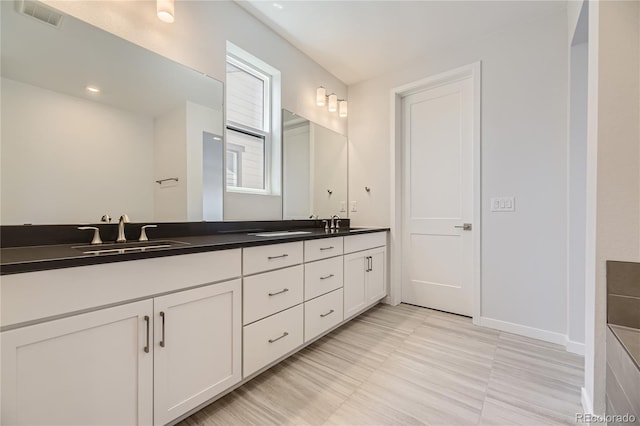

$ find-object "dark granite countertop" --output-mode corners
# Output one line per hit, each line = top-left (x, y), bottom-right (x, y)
(0, 227), (388, 275)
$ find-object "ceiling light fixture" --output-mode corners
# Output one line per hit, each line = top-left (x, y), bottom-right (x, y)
(85, 86), (100, 94)
(157, 0), (175, 23)
(315, 86), (347, 118)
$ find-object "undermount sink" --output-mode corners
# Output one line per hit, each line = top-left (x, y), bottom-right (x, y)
(250, 231), (312, 237)
(73, 240), (189, 255)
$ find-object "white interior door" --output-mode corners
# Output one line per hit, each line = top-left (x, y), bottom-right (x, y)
(401, 76), (474, 316)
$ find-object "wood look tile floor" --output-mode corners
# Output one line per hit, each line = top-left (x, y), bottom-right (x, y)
(178, 304), (584, 426)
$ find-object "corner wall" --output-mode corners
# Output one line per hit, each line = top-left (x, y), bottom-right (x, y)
(348, 12), (569, 339)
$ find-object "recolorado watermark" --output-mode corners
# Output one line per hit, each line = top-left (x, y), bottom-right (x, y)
(576, 413), (636, 423)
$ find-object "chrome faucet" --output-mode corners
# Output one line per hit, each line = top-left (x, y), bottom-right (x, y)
(116, 214), (130, 243)
(330, 215), (341, 230)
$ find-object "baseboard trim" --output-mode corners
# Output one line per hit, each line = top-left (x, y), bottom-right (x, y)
(565, 339), (586, 355)
(581, 387), (593, 415)
(478, 316), (566, 345)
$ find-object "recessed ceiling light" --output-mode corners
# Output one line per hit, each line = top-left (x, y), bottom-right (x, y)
(85, 86), (100, 93)
(273, 3), (284, 10)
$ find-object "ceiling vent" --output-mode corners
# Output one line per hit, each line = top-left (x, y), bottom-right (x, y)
(15, 0), (63, 28)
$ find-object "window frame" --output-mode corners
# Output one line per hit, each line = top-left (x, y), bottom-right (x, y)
(225, 54), (273, 195)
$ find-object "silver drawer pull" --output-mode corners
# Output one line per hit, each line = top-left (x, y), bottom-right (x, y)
(320, 274), (335, 280)
(267, 254), (289, 260)
(268, 331), (289, 343)
(319, 246), (334, 251)
(268, 288), (289, 296)
(320, 309), (335, 318)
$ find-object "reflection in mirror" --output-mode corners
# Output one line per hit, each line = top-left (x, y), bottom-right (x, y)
(283, 110), (348, 220)
(0, 2), (224, 225)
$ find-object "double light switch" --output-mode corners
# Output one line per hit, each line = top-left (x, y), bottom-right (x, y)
(490, 196), (515, 212)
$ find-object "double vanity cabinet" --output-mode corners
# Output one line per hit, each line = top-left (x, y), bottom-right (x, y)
(0, 230), (387, 426)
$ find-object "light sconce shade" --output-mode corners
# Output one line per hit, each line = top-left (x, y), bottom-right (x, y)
(339, 100), (348, 117)
(316, 87), (326, 106)
(328, 93), (338, 112)
(157, 0), (175, 23)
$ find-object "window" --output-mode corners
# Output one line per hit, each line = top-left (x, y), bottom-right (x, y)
(226, 53), (274, 193)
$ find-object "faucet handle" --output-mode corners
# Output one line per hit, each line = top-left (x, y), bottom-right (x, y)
(78, 226), (103, 245)
(335, 219), (341, 229)
(101, 214), (111, 223)
(139, 225), (157, 242)
(322, 220), (329, 232)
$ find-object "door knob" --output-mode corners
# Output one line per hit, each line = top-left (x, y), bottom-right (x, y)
(454, 223), (472, 231)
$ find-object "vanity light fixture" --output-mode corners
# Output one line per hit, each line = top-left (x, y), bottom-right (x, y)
(339, 99), (348, 117)
(315, 86), (347, 117)
(157, 0), (175, 23)
(316, 87), (326, 106)
(327, 93), (338, 112)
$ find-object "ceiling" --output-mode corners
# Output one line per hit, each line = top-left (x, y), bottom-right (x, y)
(236, 0), (567, 85)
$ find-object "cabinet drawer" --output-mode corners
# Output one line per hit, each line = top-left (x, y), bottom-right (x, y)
(304, 288), (344, 343)
(243, 242), (303, 275)
(304, 257), (343, 301)
(243, 266), (303, 325)
(304, 237), (344, 262)
(243, 304), (303, 377)
(344, 232), (386, 254)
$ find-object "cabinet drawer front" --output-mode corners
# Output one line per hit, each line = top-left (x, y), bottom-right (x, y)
(304, 288), (344, 343)
(243, 242), (303, 275)
(304, 257), (343, 301)
(304, 237), (344, 262)
(344, 232), (387, 254)
(243, 305), (303, 377)
(243, 266), (304, 325)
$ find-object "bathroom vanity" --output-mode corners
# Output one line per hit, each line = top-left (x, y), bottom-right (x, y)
(0, 226), (388, 426)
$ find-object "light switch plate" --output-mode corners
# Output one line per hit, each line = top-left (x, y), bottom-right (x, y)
(491, 197), (515, 212)
(351, 201), (357, 212)
(340, 201), (346, 213)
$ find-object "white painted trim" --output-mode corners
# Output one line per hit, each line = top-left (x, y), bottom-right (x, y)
(389, 62), (482, 320)
(565, 339), (586, 355)
(478, 316), (567, 346)
(581, 387), (593, 415)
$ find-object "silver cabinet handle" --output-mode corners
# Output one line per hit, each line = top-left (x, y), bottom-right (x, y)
(268, 288), (289, 296)
(159, 311), (166, 348)
(267, 254), (289, 260)
(143, 315), (150, 353)
(319, 246), (334, 251)
(320, 309), (335, 318)
(454, 223), (472, 231)
(320, 274), (335, 280)
(365, 256), (373, 272)
(268, 331), (289, 343)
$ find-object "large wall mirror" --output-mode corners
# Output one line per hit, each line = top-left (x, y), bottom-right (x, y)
(1, 2), (224, 225)
(283, 110), (348, 220)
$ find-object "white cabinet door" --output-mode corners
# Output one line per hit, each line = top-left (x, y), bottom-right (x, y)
(1, 300), (153, 426)
(153, 280), (241, 426)
(366, 247), (387, 304)
(344, 252), (367, 319)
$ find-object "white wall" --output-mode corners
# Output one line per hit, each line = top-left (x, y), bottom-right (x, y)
(348, 12), (569, 339)
(1, 78), (154, 225)
(567, 41), (588, 350)
(584, 0), (640, 414)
